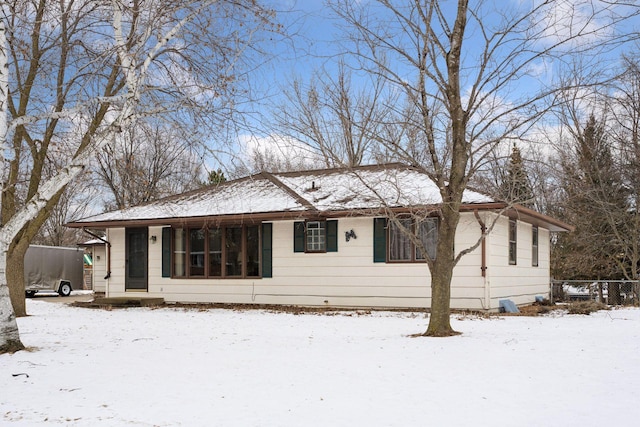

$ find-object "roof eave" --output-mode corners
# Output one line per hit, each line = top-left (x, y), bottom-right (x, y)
(66, 202), (573, 233)
(508, 204), (574, 232)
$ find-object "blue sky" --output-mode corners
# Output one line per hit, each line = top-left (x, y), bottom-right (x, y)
(218, 0), (640, 172)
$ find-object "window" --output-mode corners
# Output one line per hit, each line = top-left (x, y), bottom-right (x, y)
(293, 220), (338, 253)
(174, 228), (186, 276)
(246, 226), (260, 276)
(306, 221), (326, 252)
(509, 219), (517, 265)
(189, 229), (205, 276)
(532, 226), (539, 267)
(208, 228), (222, 276)
(172, 225), (261, 278)
(416, 219), (438, 261)
(225, 227), (243, 276)
(389, 217), (438, 262)
(389, 218), (412, 261)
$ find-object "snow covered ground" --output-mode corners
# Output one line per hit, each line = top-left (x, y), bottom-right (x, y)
(2, 300), (639, 426)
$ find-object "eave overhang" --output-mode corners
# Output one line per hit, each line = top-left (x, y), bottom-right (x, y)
(66, 201), (573, 232)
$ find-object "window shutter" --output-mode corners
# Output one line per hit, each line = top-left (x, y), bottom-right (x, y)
(373, 218), (387, 263)
(161, 227), (171, 277)
(262, 223), (273, 278)
(326, 220), (338, 252)
(293, 221), (305, 252)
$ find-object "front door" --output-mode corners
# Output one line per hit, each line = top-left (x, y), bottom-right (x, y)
(125, 227), (148, 291)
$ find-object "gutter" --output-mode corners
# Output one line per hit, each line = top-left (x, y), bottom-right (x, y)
(82, 228), (112, 280)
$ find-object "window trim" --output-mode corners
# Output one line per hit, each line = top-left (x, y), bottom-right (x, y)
(508, 219), (517, 265)
(306, 220), (326, 253)
(387, 217), (438, 263)
(172, 224), (262, 279)
(294, 220), (338, 253)
(532, 225), (539, 267)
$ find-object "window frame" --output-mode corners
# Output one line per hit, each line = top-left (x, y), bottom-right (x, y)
(387, 217), (438, 263)
(172, 224), (262, 279)
(508, 219), (517, 265)
(294, 220), (338, 254)
(306, 220), (327, 253)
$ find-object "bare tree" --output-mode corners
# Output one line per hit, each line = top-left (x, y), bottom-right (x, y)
(33, 172), (97, 247)
(549, 54), (640, 305)
(0, 0), (276, 352)
(273, 61), (398, 168)
(95, 121), (203, 210)
(328, 0), (639, 335)
(605, 55), (640, 299)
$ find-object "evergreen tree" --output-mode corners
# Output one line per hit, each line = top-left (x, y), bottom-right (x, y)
(499, 144), (535, 207)
(552, 115), (628, 281)
(205, 169), (227, 186)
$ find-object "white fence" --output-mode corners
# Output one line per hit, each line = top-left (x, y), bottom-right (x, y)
(550, 280), (640, 306)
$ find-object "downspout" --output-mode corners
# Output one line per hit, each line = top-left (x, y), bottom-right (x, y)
(473, 210), (490, 310)
(473, 210), (487, 277)
(82, 228), (112, 280)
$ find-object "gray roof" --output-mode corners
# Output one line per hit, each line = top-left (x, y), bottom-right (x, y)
(69, 164), (494, 227)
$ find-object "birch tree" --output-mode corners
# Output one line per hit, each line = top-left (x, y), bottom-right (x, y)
(0, 0), (275, 352)
(0, 15), (22, 353)
(329, 0), (639, 335)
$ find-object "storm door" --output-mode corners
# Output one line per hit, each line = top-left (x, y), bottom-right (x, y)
(125, 227), (148, 291)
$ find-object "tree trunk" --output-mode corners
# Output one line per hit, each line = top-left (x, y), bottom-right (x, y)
(425, 206), (461, 337)
(0, 244), (25, 353)
(609, 282), (621, 305)
(6, 192), (64, 317)
(426, 259), (457, 336)
(421, 0), (467, 337)
(7, 239), (29, 317)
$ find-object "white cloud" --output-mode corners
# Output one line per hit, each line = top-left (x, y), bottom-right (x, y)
(236, 133), (324, 172)
(533, 0), (615, 48)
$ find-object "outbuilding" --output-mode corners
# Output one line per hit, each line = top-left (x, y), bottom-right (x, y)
(67, 163), (572, 310)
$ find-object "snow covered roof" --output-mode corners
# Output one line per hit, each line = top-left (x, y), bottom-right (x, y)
(67, 163), (568, 231)
(72, 174), (306, 225)
(272, 166), (490, 211)
(78, 239), (106, 246)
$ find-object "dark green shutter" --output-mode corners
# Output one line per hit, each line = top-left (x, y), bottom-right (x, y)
(162, 227), (171, 277)
(294, 221), (305, 252)
(373, 218), (387, 263)
(262, 223), (273, 278)
(327, 220), (338, 252)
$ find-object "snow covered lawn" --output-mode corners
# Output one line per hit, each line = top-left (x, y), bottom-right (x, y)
(2, 300), (639, 426)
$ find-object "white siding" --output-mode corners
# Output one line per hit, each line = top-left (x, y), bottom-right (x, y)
(103, 214), (551, 310)
(91, 245), (107, 293)
(486, 216), (550, 310)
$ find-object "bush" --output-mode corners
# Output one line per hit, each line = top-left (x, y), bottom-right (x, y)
(567, 301), (609, 315)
